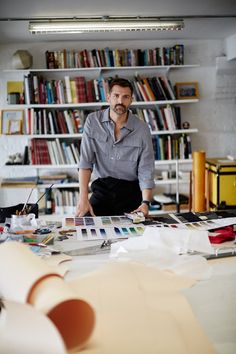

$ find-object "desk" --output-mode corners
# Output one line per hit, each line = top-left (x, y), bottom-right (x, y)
(1, 213), (236, 353)
(59, 239), (236, 354)
(183, 258), (236, 354)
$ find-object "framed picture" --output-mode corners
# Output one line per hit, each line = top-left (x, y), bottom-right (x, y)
(0, 110), (23, 134)
(175, 82), (199, 99)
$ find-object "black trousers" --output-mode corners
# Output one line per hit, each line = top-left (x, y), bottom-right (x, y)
(89, 177), (142, 216)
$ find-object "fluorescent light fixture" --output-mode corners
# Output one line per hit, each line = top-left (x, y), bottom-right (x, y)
(29, 17), (184, 34)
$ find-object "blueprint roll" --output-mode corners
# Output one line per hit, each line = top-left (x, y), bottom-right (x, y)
(193, 151), (206, 212)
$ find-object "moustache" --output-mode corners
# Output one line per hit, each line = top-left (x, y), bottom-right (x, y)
(115, 104), (126, 109)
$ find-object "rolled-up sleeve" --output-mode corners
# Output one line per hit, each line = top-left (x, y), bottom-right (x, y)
(78, 115), (95, 170)
(138, 124), (155, 190)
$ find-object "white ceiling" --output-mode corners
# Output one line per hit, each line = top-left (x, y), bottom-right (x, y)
(0, 0), (236, 43)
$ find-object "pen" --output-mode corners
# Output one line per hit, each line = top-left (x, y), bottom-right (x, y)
(20, 187), (34, 215)
(28, 242), (47, 247)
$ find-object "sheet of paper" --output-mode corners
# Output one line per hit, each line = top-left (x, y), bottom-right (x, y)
(70, 262), (217, 354)
(109, 227), (213, 279)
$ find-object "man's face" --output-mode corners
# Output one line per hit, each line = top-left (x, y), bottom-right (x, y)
(108, 85), (132, 115)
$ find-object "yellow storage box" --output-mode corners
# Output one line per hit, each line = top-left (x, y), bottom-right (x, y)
(206, 158), (236, 209)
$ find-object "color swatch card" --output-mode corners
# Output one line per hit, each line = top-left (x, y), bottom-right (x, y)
(63, 216), (145, 240)
(64, 216), (135, 228)
(76, 225), (145, 240)
(149, 215), (236, 231)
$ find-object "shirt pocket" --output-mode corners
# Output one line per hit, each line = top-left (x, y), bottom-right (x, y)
(117, 141), (140, 162)
(91, 132), (108, 155)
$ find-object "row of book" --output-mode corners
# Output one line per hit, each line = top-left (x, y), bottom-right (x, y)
(24, 109), (89, 135)
(27, 134), (191, 165)
(23, 74), (176, 105)
(152, 134), (192, 160)
(29, 138), (80, 165)
(13, 105), (182, 136)
(45, 45), (184, 69)
(51, 189), (79, 215)
(132, 105), (181, 131)
(40, 188), (79, 215)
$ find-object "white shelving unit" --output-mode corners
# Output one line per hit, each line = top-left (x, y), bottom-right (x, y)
(1, 63), (199, 214)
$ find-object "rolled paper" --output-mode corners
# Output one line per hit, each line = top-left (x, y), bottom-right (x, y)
(28, 276), (95, 352)
(0, 242), (60, 303)
(0, 242), (95, 352)
(193, 151), (206, 212)
(0, 300), (66, 354)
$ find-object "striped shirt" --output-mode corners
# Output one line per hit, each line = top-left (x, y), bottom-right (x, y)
(79, 108), (155, 190)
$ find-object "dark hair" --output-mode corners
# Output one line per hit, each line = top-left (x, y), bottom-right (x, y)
(109, 78), (133, 95)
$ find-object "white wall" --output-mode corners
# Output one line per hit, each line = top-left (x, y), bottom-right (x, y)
(0, 38), (236, 206)
(226, 33), (236, 61)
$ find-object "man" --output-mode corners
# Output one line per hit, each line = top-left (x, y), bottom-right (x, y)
(76, 77), (155, 217)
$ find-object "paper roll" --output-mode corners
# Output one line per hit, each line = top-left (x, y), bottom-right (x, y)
(0, 242), (95, 352)
(193, 151), (206, 212)
(0, 242), (60, 303)
(0, 300), (66, 354)
(28, 276), (95, 352)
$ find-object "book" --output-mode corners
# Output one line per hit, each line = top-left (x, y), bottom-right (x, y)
(64, 76), (72, 103)
(75, 77), (87, 103)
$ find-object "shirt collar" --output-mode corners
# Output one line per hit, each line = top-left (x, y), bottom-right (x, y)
(101, 108), (135, 132)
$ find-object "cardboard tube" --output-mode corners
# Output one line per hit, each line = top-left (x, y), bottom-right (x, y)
(193, 151), (206, 212)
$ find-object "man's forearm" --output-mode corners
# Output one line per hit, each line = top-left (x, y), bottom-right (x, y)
(79, 168), (92, 199)
(141, 188), (153, 203)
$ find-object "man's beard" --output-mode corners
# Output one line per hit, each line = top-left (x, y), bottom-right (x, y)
(113, 104), (127, 115)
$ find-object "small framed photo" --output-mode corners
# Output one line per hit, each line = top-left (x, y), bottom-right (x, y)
(1, 110), (24, 135)
(175, 82), (199, 99)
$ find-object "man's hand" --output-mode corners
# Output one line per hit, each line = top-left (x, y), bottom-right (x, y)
(132, 203), (149, 217)
(76, 198), (95, 217)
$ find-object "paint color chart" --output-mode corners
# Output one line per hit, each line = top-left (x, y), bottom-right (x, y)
(64, 216), (134, 228)
(150, 216), (236, 231)
(76, 225), (145, 240)
(63, 216), (145, 240)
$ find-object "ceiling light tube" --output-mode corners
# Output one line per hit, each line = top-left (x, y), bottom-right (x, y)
(29, 18), (184, 34)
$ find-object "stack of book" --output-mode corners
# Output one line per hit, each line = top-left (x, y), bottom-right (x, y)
(0, 176), (37, 188)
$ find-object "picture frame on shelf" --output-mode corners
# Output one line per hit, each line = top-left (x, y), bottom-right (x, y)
(0, 110), (24, 135)
(175, 82), (199, 99)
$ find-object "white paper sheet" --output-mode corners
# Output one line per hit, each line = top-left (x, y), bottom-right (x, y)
(110, 227), (214, 279)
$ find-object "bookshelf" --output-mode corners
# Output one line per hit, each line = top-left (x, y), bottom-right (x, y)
(0, 48), (199, 215)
